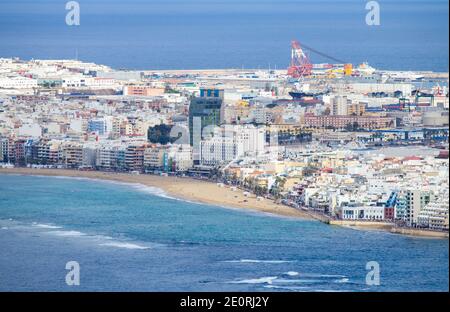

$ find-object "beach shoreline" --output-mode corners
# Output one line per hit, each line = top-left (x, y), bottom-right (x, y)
(1, 168), (448, 239)
(0, 167), (313, 220)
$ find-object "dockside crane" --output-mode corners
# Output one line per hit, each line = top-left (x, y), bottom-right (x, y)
(287, 40), (352, 78)
(287, 40), (313, 78)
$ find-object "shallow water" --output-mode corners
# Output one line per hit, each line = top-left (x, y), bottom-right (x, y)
(0, 174), (448, 291)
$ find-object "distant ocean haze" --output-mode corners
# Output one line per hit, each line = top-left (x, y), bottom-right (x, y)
(0, 0), (448, 71)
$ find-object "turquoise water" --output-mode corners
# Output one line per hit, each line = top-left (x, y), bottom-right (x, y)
(0, 0), (448, 71)
(0, 174), (448, 291)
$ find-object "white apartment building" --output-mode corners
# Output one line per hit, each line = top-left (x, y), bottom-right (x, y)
(395, 189), (436, 226)
(85, 77), (118, 89)
(331, 95), (349, 116)
(341, 206), (385, 220)
(62, 76), (87, 88)
(62, 75), (118, 89)
(200, 135), (235, 167)
(18, 123), (42, 137)
(46, 122), (62, 135)
(96, 143), (126, 170)
(168, 144), (193, 171)
(69, 119), (88, 133)
(144, 146), (166, 169)
(250, 106), (269, 124)
(200, 125), (265, 167)
(417, 192), (449, 231)
(82, 144), (98, 168)
(0, 76), (38, 89)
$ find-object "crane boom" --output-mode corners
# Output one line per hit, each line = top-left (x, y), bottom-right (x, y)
(299, 42), (347, 64)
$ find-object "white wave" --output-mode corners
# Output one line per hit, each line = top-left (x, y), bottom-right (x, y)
(230, 276), (278, 284)
(274, 278), (323, 284)
(334, 278), (349, 283)
(285, 271), (299, 276)
(50, 230), (86, 237)
(1, 226), (8, 230)
(48, 230), (156, 250)
(6, 219), (161, 251)
(224, 259), (295, 264)
(300, 273), (346, 278)
(130, 184), (172, 199)
(32, 223), (62, 229)
(313, 289), (350, 292)
(264, 285), (309, 291)
(99, 242), (150, 250)
(98, 235), (113, 240)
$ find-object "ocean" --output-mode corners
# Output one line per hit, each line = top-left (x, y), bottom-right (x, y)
(0, 0), (448, 71)
(0, 174), (448, 291)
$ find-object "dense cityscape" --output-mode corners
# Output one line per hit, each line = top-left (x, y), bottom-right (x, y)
(0, 43), (449, 237)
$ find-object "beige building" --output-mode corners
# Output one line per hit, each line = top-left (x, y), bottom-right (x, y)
(123, 85), (165, 97)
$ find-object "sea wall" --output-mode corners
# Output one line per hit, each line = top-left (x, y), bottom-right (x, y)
(329, 219), (449, 238)
(390, 227), (449, 238)
(329, 220), (393, 230)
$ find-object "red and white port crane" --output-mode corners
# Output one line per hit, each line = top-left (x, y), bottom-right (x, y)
(287, 40), (313, 78)
(287, 40), (349, 78)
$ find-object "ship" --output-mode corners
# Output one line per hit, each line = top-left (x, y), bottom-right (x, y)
(288, 90), (329, 99)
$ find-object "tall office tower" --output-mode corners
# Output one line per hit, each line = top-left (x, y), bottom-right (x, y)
(189, 88), (224, 164)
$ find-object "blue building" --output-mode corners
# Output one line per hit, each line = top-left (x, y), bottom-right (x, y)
(88, 119), (106, 135)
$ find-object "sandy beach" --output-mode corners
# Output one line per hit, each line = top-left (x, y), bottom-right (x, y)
(0, 168), (313, 220)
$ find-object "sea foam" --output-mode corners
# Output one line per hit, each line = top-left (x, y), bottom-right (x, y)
(50, 230), (86, 237)
(273, 278), (323, 284)
(34, 222), (155, 250)
(99, 242), (150, 250)
(264, 285), (309, 291)
(285, 271), (299, 276)
(223, 259), (295, 264)
(230, 276), (278, 284)
(32, 223), (62, 229)
(334, 278), (350, 283)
